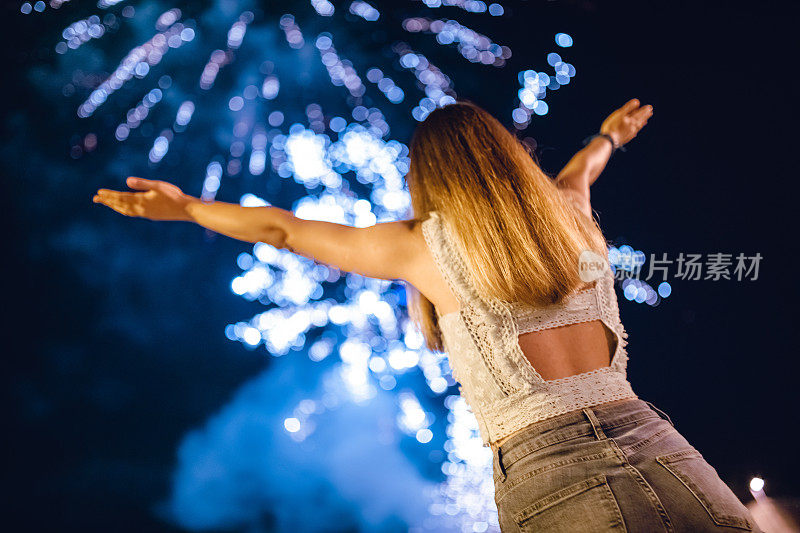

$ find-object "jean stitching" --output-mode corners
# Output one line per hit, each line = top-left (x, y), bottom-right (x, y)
(607, 438), (674, 532)
(656, 455), (753, 530)
(602, 413), (661, 431)
(500, 429), (595, 471)
(513, 475), (608, 524)
(497, 401), (655, 452)
(584, 408), (607, 440)
(602, 479), (629, 532)
(494, 448), (617, 503)
(645, 400), (675, 427)
(498, 414), (664, 480)
(512, 474), (629, 531)
(625, 426), (674, 457)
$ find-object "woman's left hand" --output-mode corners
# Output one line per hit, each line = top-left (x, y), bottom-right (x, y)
(93, 177), (196, 221)
(600, 98), (654, 148)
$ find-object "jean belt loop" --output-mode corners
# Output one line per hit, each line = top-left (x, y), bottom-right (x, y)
(645, 400), (675, 427)
(493, 443), (507, 482)
(583, 408), (607, 440)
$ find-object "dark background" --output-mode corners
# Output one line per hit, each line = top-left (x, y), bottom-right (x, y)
(3, 0), (798, 530)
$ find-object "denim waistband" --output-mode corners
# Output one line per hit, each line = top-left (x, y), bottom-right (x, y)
(492, 398), (674, 473)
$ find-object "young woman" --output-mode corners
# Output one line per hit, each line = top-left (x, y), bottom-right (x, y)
(94, 100), (760, 532)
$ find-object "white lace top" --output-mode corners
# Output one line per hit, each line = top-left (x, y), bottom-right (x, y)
(421, 210), (637, 447)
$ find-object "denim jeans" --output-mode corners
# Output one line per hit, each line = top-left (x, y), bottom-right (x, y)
(490, 398), (760, 532)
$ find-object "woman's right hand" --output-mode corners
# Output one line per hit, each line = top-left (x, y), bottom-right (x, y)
(600, 98), (654, 148)
(93, 177), (197, 221)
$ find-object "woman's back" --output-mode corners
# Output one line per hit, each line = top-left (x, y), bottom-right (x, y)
(412, 211), (619, 382)
(518, 320), (618, 380)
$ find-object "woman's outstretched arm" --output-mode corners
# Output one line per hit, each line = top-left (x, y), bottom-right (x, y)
(555, 98), (653, 217)
(93, 177), (420, 281)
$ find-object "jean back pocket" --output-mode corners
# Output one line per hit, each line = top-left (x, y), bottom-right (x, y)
(657, 449), (753, 531)
(514, 474), (626, 532)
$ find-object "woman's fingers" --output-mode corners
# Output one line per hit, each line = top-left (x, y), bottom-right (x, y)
(631, 104), (653, 119)
(126, 176), (163, 191)
(93, 190), (144, 216)
(630, 104), (654, 127)
(96, 189), (137, 201)
(94, 194), (130, 215)
(620, 98), (640, 114)
(94, 195), (133, 216)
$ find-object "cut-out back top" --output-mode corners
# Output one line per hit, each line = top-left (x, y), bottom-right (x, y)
(421, 210), (637, 447)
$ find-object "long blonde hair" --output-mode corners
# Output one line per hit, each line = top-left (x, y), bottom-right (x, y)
(404, 100), (609, 353)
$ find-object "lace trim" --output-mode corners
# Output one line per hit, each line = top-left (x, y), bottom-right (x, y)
(594, 270), (630, 372)
(480, 369), (637, 446)
(422, 212), (519, 394)
(511, 287), (599, 334)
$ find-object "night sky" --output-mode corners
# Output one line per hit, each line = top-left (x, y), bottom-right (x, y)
(3, 0), (799, 531)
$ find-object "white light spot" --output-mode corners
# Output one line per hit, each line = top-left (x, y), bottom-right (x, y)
(284, 417), (301, 433)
